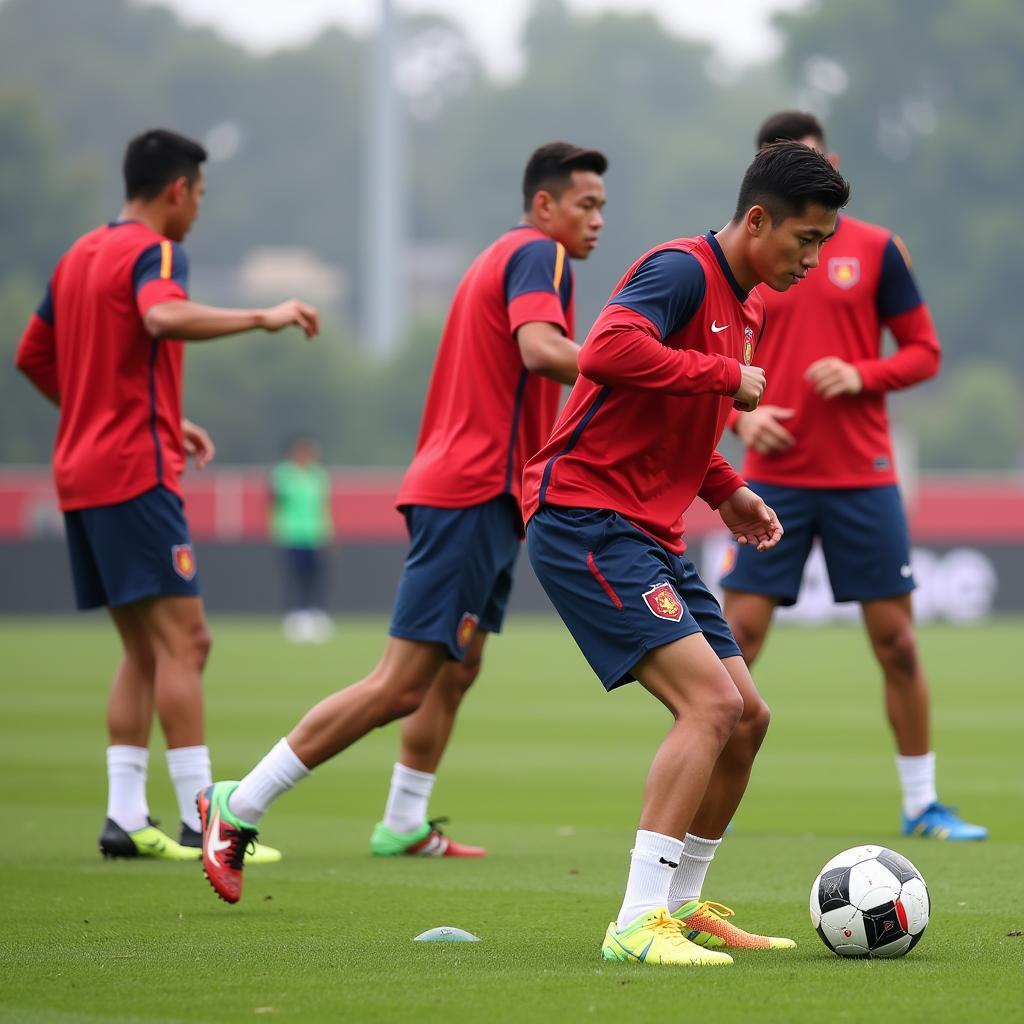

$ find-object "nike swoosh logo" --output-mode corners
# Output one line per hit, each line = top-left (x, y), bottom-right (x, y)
(710, 320), (729, 333)
(658, 856), (679, 868)
(207, 806), (232, 868)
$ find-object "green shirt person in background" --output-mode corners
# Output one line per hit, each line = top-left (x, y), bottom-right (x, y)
(270, 435), (334, 643)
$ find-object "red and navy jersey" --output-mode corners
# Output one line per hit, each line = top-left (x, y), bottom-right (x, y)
(523, 231), (761, 554)
(396, 225), (573, 516)
(740, 215), (940, 487)
(15, 221), (190, 510)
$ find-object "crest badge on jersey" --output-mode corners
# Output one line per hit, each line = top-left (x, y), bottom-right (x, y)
(828, 257), (860, 290)
(456, 612), (479, 650)
(743, 325), (754, 365)
(642, 582), (684, 622)
(172, 544), (196, 581)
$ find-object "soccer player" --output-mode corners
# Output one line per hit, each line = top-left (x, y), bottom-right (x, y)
(720, 111), (986, 841)
(197, 141), (607, 900)
(523, 141), (849, 965)
(15, 128), (319, 862)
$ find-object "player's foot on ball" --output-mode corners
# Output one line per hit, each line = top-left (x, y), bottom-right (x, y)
(179, 821), (282, 864)
(673, 900), (797, 950)
(601, 909), (734, 966)
(98, 817), (199, 861)
(197, 782), (258, 904)
(370, 817), (485, 857)
(901, 801), (988, 841)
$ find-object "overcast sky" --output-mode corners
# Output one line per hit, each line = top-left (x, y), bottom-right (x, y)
(139, 0), (810, 77)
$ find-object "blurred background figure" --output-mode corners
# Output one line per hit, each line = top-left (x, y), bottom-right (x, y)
(270, 434), (334, 643)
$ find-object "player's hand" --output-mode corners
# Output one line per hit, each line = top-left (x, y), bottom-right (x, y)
(717, 486), (783, 552)
(735, 404), (796, 454)
(732, 364), (767, 412)
(260, 300), (320, 339)
(805, 357), (862, 399)
(182, 417), (216, 470)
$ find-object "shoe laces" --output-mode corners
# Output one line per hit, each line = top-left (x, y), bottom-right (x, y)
(224, 825), (259, 869)
(427, 816), (450, 835)
(694, 901), (736, 922)
(646, 910), (686, 940)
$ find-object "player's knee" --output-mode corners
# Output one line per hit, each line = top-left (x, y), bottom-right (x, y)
(874, 627), (919, 679)
(450, 652), (483, 696)
(727, 618), (764, 664)
(189, 623), (213, 672)
(705, 685), (745, 744)
(740, 697), (772, 751)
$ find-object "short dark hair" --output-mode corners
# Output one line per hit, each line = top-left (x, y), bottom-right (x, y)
(733, 140), (849, 225)
(123, 129), (207, 200)
(522, 141), (607, 212)
(756, 110), (827, 150)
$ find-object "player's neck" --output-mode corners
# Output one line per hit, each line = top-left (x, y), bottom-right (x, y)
(117, 201), (172, 239)
(712, 222), (758, 293)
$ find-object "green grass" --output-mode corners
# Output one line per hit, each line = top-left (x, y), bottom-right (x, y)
(0, 616), (1021, 1023)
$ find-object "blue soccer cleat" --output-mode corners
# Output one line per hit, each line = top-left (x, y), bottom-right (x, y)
(901, 801), (988, 841)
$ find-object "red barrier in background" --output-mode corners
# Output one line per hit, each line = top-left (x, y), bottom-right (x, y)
(1, 467), (1023, 542)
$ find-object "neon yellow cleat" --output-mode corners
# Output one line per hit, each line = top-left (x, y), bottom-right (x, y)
(601, 909), (734, 965)
(673, 900), (797, 950)
(98, 817), (198, 861)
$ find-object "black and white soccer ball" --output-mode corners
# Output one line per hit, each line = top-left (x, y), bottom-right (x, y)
(809, 845), (930, 958)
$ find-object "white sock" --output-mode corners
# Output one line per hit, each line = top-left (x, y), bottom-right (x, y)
(228, 738), (310, 825)
(667, 833), (722, 912)
(165, 745), (211, 832)
(897, 752), (937, 819)
(106, 745), (149, 832)
(616, 830), (684, 928)
(383, 762), (435, 834)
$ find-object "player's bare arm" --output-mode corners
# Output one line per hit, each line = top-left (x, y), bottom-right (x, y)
(805, 356), (862, 399)
(516, 321), (579, 385)
(731, 363), (767, 412)
(182, 418), (215, 470)
(717, 486), (783, 552)
(735, 404), (796, 454)
(143, 298), (320, 341)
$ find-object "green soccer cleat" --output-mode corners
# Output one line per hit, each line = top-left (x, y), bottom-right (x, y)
(98, 817), (199, 861)
(601, 909), (734, 966)
(179, 821), (282, 864)
(673, 899), (797, 950)
(197, 782), (259, 904)
(370, 818), (486, 857)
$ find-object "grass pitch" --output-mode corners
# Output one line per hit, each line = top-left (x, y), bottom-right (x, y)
(0, 615), (1021, 1023)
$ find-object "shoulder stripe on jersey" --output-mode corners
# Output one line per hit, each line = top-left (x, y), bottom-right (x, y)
(552, 244), (566, 291)
(159, 240), (172, 280)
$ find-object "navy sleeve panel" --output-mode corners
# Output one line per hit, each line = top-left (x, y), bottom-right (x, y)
(36, 283), (54, 325)
(608, 250), (706, 340)
(132, 241), (190, 294)
(876, 236), (923, 320)
(504, 238), (570, 312)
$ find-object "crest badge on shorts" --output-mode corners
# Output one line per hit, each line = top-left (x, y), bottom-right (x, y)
(172, 544), (196, 581)
(828, 256), (860, 290)
(456, 612), (479, 650)
(642, 582), (684, 622)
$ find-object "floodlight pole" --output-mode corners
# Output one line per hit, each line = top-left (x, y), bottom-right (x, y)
(365, 0), (404, 357)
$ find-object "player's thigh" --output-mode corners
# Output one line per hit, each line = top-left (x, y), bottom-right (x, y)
(860, 592), (918, 661)
(78, 485), (202, 610)
(818, 485), (915, 602)
(527, 506), (707, 692)
(134, 594), (211, 661)
(719, 482), (818, 607)
(390, 497), (520, 660)
(107, 603), (156, 668)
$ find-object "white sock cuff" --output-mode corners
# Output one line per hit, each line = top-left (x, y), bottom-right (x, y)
(165, 745), (211, 771)
(107, 745), (148, 770)
(682, 833), (723, 863)
(895, 751), (935, 772)
(275, 738), (312, 779)
(391, 762), (435, 794)
(631, 829), (684, 866)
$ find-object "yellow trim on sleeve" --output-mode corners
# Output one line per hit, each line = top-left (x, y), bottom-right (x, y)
(159, 240), (172, 280)
(552, 243), (566, 292)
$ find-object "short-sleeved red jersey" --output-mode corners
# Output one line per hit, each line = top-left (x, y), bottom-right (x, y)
(523, 232), (761, 554)
(738, 215), (940, 487)
(396, 226), (573, 515)
(16, 221), (190, 510)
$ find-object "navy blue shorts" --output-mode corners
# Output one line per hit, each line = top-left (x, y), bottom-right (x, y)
(720, 482), (915, 606)
(63, 485), (201, 610)
(389, 496), (521, 660)
(527, 506), (741, 691)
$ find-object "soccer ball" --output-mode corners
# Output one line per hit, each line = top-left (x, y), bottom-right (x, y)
(809, 845), (930, 958)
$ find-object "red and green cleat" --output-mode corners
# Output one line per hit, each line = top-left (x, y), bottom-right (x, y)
(370, 817), (485, 857)
(179, 820), (282, 865)
(673, 900), (797, 950)
(197, 782), (258, 904)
